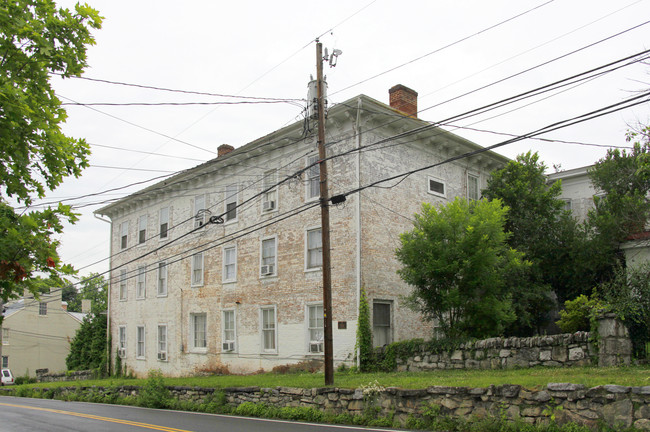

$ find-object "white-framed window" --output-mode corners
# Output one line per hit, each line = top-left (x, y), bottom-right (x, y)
(138, 215), (147, 244)
(159, 207), (170, 240)
(222, 309), (236, 352)
(305, 228), (323, 270)
(157, 262), (168, 297)
(262, 169), (277, 212)
(120, 221), (129, 250)
(261, 306), (277, 353)
(119, 268), (127, 301)
(223, 245), (237, 283)
(307, 304), (324, 353)
(427, 176), (446, 198)
(191, 252), (204, 286)
(194, 194), (206, 228)
(118, 326), (127, 358)
(190, 313), (207, 350)
(136, 265), (146, 299)
(260, 236), (277, 277)
(2, 328), (9, 345)
(373, 301), (393, 348)
(157, 325), (168, 361)
(1, 356), (7, 368)
(307, 155), (320, 200)
(563, 199), (573, 211)
(39, 302), (47, 316)
(225, 184), (238, 222)
(136, 326), (146, 359)
(467, 174), (479, 201)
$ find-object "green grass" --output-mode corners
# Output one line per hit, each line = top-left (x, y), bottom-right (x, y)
(12, 364), (650, 391)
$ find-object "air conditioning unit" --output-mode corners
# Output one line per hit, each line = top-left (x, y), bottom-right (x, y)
(309, 342), (323, 353)
(222, 341), (235, 352)
(157, 352), (167, 361)
(263, 200), (275, 211)
(261, 264), (275, 276)
(118, 348), (126, 358)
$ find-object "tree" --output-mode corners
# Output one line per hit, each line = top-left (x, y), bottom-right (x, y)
(396, 197), (526, 339)
(0, 0), (102, 310)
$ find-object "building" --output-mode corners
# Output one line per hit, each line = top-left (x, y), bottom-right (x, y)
(96, 85), (509, 377)
(547, 165), (597, 223)
(1, 289), (86, 377)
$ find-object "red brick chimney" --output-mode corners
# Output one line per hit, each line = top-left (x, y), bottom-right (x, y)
(389, 84), (418, 118)
(218, 144), (234, 157)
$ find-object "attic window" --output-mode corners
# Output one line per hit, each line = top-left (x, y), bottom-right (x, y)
(39, 302), (47, 316)
(428, 177), (446, 197)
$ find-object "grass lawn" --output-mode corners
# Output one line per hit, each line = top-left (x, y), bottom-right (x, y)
(18, 364), (650, 391)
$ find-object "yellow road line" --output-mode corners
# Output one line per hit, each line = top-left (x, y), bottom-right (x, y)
(0, 402), (194, 432)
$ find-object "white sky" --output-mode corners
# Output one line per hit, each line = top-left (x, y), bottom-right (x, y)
(29, 0), (650, 280)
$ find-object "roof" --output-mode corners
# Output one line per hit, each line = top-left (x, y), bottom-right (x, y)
(2, 298), (88, 322)
(95, 92), (510, 218)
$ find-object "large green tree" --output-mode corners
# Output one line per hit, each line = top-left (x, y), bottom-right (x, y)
(396, 197), (526, 339)
(0, 0), (102, 310)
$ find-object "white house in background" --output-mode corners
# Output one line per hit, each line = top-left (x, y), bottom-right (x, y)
(95, 84), (509, 377)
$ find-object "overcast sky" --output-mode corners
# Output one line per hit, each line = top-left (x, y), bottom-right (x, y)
(30, 0), (650, 280)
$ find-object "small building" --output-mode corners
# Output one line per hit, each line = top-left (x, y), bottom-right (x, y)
(96, 84), (509, 377)
(1, 289), (86, 377)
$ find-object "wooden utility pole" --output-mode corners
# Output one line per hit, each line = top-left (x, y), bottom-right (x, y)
(316, 40), (334, 385)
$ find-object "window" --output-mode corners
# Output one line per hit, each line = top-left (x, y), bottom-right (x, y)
(225, 184), (238, 221)
(1, 356), (7, 368)
(191, 313), (207, 350)
(118, 326), (126, 358)
(222, 310), (236, 352)
(308, 304), (324, 353)
(2, 328), (8, 345)
(307, 155), (320, 200)
(563, 199), (572, 211)
(159, 207), (169, 240)
(138, 215), (147, 244)
(373, 301), (392, 347)
(261, 306), (277, 352)
(136, 265), (146, 299)
(39, 302), (47, 316)
(260, 237), (277, 277)
(468, 174), (479, 201)
(191, 252), (204, 286)
(262, 169), (277, 212)
(136, 326), (145, 358)
(223, 246), (236, 282)
(306, 228), (322, 270)
(194, 194), (206, 228)
(120, 221), (129, 250)
(157, 262), (168, 296)
(119, 269), (127, 301)
(157, 325), (168, 361)
(427, 177), (446, 197)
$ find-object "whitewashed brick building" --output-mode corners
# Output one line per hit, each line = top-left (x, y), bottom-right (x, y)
(96, 85), (508, 377)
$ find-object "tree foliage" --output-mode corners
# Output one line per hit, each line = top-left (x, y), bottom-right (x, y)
(0, 0), (102, 307)
(396, 197), (526, 339)
(355, 286), (373, 371)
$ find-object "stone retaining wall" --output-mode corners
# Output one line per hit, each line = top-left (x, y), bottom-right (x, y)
(3, 383), (649, 430)
(37, 370), (96, 383)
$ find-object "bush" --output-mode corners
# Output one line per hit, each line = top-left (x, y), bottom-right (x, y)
(556, 295), (603, 333)
(137, 370), (171, 408)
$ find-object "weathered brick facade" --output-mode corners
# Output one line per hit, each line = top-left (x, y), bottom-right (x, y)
(96, 89), (508, 377)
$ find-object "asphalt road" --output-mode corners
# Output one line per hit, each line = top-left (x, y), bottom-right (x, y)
(0, 396), (410, 432)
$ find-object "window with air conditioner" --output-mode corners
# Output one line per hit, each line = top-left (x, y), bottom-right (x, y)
(157, 262), (168, 297)
(262, 169), (277, 212)
(191, 252), (204, 286)
(225, 184), (238, 222)
(136, 326), (145, 359)
(136, 265), (146, 299)
(261, 306), (277, 352)
(427, 176), (446, 198)
(159, 207), (170, 240)
(222, 310), (236, 352)
(194, 194), (206, 228)
(119, 268), (127, 301)
(118, 326), (127, 358)
(138, 215), (147, 244)
(260, 237), (277, 277)
(307, 155), (320, 200)
(307, 304), (324, 354)
(306, 228), (322, 270)
(157, 325), (167, 361)
(120, 221), (129, 250)
(223, 246), (236, 283)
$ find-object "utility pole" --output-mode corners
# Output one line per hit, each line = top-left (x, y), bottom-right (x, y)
(316, 40), (334, 386)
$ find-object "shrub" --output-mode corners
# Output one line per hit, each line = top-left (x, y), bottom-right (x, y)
(556, 294), (603, 333)
(137, 370), (171, 408)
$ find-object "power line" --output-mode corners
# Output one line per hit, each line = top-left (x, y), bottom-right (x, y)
(62, 100), (303, 107)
